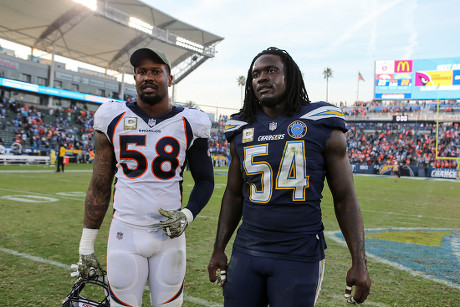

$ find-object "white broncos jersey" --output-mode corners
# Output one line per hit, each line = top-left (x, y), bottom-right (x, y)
(94, 101), (211, 226)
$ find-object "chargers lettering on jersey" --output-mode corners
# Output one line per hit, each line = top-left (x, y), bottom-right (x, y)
(257, 134), (285, 141)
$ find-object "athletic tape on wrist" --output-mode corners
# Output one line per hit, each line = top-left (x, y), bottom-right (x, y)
(79, 228), (99, 255)
(181, 208), (194, 224)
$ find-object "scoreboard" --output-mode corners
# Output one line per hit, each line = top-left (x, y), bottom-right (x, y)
(374, 57), (460, 100)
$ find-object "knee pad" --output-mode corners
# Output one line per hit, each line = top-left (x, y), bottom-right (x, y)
(107, 251), (138, 290)
(157, 248), (186, 286)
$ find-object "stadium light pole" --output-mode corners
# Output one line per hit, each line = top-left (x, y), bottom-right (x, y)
(119, 67), (125, 101)
(47, 43), (56, 107)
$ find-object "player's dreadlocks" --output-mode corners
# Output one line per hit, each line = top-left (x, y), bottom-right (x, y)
(237, 47), (310, 123)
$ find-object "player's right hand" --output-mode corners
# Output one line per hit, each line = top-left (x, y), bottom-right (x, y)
(345, 263), (371, 304)
(77, 253), (104, 279)
(208, 251), (228, 286)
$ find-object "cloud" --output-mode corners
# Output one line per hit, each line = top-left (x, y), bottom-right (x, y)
(330, 0), (403, 51)
(403, 0), (418, 59)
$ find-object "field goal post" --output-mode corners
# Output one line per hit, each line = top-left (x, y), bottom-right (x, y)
(435, 101), (460, 179)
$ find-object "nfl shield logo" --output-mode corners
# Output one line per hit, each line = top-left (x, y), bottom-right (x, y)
(148, 118), (156, 128)
(269, 122), (277, 131)
(116, 232), (123, 240)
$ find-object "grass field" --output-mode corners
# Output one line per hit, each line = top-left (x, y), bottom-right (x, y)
(0, 163), (459, 306)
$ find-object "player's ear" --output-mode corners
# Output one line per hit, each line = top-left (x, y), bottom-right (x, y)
(168, 75), (173, 87)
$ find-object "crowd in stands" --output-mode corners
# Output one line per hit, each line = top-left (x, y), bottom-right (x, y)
(209, 114), (230, 160)
(347, 122), (459, 169)
(1, 97), (459, 169)
(342, 99), (460, 116)
(0, 96), (95, 161)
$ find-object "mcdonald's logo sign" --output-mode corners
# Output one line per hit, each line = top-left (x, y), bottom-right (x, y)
(395, 60), (413, 73)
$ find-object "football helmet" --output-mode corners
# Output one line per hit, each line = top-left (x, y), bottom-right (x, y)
(62, 273), (110, 307)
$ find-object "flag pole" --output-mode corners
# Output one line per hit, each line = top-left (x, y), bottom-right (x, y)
(356, 72), (360, 103)
(357, 72), (364, 103)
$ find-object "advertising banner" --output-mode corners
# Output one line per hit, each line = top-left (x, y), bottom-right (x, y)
(0, 77), (124, 104)
(374, 57), (460, 100)
(430, 168), (458, 179)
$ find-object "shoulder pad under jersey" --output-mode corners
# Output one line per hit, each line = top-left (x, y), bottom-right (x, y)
(93, 101), (126, 134)
(181, 107), (212, 139)
(224, 118), (248, 142)
(300, 101), (344, 121)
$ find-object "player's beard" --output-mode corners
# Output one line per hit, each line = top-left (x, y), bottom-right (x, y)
(139, 92), (163, 106)
(259, 97), (278, 108)
(258, 94), (286, 109)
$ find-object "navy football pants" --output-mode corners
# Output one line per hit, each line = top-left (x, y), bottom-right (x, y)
(223, 250), (325, 307)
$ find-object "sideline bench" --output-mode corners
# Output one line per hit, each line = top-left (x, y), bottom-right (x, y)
(0, 154), (51, 165)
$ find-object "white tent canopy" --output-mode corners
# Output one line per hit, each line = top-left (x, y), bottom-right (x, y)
(0, 0), (223, 84)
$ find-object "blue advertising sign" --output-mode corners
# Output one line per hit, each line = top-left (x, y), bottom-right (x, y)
(0, 77), (124, 104)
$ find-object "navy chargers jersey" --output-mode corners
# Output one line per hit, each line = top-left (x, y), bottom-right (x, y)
(224, 101), (347, 261)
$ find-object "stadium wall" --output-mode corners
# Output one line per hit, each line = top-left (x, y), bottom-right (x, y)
(351, 163), (459, 179)
(0, 52), (136, 109)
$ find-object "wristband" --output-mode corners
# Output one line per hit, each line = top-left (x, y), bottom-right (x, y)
(79, 228), (99, 255)
(181, 208), (194, 224)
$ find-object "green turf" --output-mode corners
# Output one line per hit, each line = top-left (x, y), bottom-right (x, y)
(0, 164), (459, 306)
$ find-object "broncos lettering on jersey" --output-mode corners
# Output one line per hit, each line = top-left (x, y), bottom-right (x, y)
(224, 101), (347, 261)
(94, 101), (211, 226)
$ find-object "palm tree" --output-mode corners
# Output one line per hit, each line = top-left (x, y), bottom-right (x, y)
(185, 100), (199, 109)
(237, 76), (246, 104)
(323, 67), (333, 102)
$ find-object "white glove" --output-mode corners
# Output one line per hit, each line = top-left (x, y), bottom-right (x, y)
(154, 208), (192, 238)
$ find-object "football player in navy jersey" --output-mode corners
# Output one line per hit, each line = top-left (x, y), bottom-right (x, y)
(208, 47), (370, 306)
(76, 48), (214, 306)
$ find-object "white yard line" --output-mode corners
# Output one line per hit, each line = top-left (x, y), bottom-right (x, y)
(0, 247), (221, 306)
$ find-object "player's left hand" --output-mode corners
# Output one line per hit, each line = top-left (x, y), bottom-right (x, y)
(154, 208), (188, 239)
(344, 262), (371, 304)
(77, 253), (104, 279)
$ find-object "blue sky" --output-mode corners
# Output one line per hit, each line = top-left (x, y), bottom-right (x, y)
(144, 0), (460, 114)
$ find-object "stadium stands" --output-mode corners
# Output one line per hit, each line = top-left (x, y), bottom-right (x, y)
(0, 47), (457, 175)
(0, 95), (95, 163)
(1, 96), (458, 171)
(346, 121), (459, 168)
(0, 95), (230, 166)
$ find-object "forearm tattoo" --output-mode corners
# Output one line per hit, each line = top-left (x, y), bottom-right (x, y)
(84, 139), (115, 228)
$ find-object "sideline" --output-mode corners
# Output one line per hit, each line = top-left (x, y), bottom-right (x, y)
(0, 168), (458, 182)
(0, 247), (222, 307)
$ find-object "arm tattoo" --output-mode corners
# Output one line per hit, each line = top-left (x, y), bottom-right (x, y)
(83, 132), (115, 228)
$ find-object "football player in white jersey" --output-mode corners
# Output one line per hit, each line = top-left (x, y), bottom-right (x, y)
(76, 48), (214, 306)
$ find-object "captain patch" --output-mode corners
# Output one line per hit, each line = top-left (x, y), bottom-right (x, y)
(242, 128), (254, 143)
(124, 117), (137, 130)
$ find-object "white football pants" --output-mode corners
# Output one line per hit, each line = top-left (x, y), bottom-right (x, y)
(107, 218), (186, 306)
